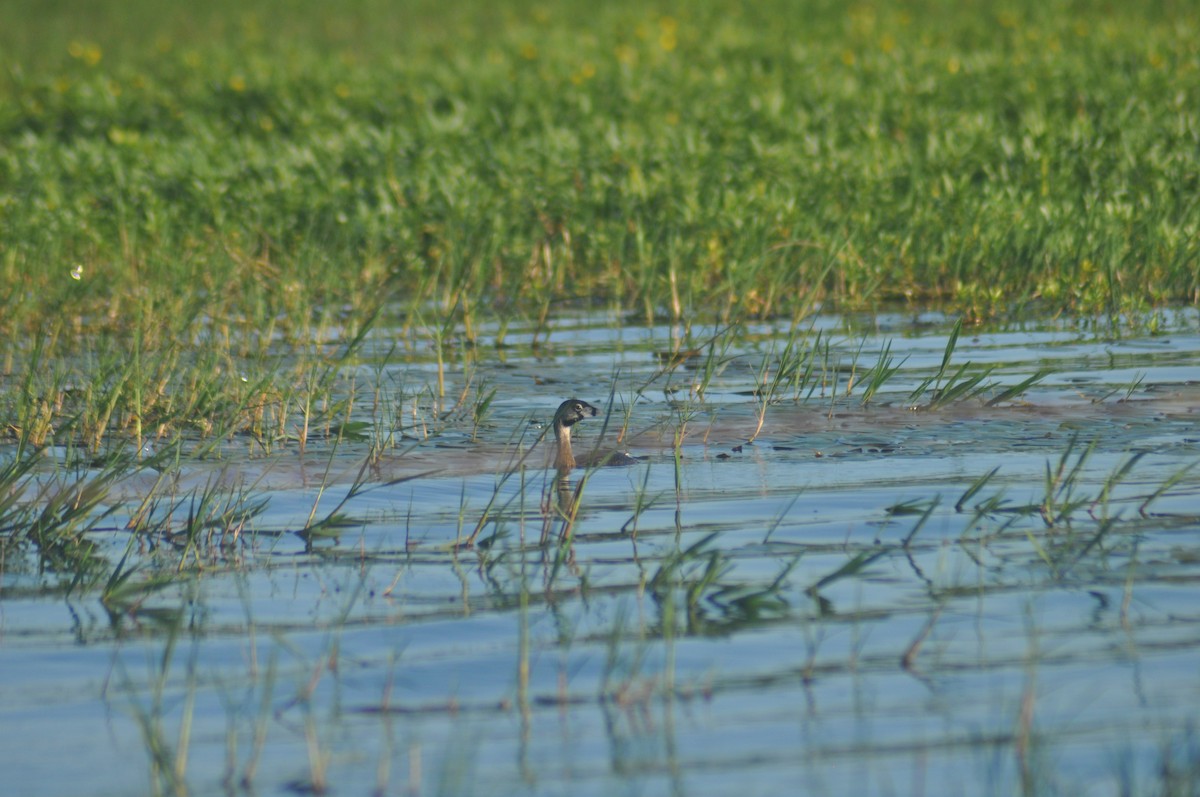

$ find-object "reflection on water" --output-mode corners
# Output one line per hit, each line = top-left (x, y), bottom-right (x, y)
(3, 312), (1200, 796)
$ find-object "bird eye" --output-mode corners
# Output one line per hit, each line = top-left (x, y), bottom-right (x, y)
(574, 403), (583, 411)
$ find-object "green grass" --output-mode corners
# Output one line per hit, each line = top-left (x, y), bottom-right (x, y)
(2, 0), (1197, 345)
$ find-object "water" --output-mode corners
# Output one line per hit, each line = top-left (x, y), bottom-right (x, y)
(3, 311), (1199, 796)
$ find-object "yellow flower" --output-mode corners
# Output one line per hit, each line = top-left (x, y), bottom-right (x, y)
(107, 127), (140, 145)
(229, 75), (247, 92)
(68, 40), (102, 66)
(658, 16), (678, 51)
(570, 62), (596, 85)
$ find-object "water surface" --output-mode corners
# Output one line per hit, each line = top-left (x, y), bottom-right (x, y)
(3, 312), (1199, 796)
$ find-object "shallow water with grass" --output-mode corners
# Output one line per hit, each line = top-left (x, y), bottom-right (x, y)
(4, 311), (1200, 796)
(4, 0), (1199, 792)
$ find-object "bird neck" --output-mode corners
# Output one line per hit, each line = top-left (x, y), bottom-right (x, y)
(553, 422), (575, 470)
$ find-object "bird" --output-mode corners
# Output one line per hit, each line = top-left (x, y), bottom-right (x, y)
(551, 398), (638, 471)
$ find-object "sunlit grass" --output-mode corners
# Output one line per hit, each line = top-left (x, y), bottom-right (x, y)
(2, 0), (1197, 345)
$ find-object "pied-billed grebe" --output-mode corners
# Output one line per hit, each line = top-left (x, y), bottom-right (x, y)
(552, 398), (638, 471)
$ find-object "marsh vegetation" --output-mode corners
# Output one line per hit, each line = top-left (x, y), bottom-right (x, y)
(2, 0), (1199, 795)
